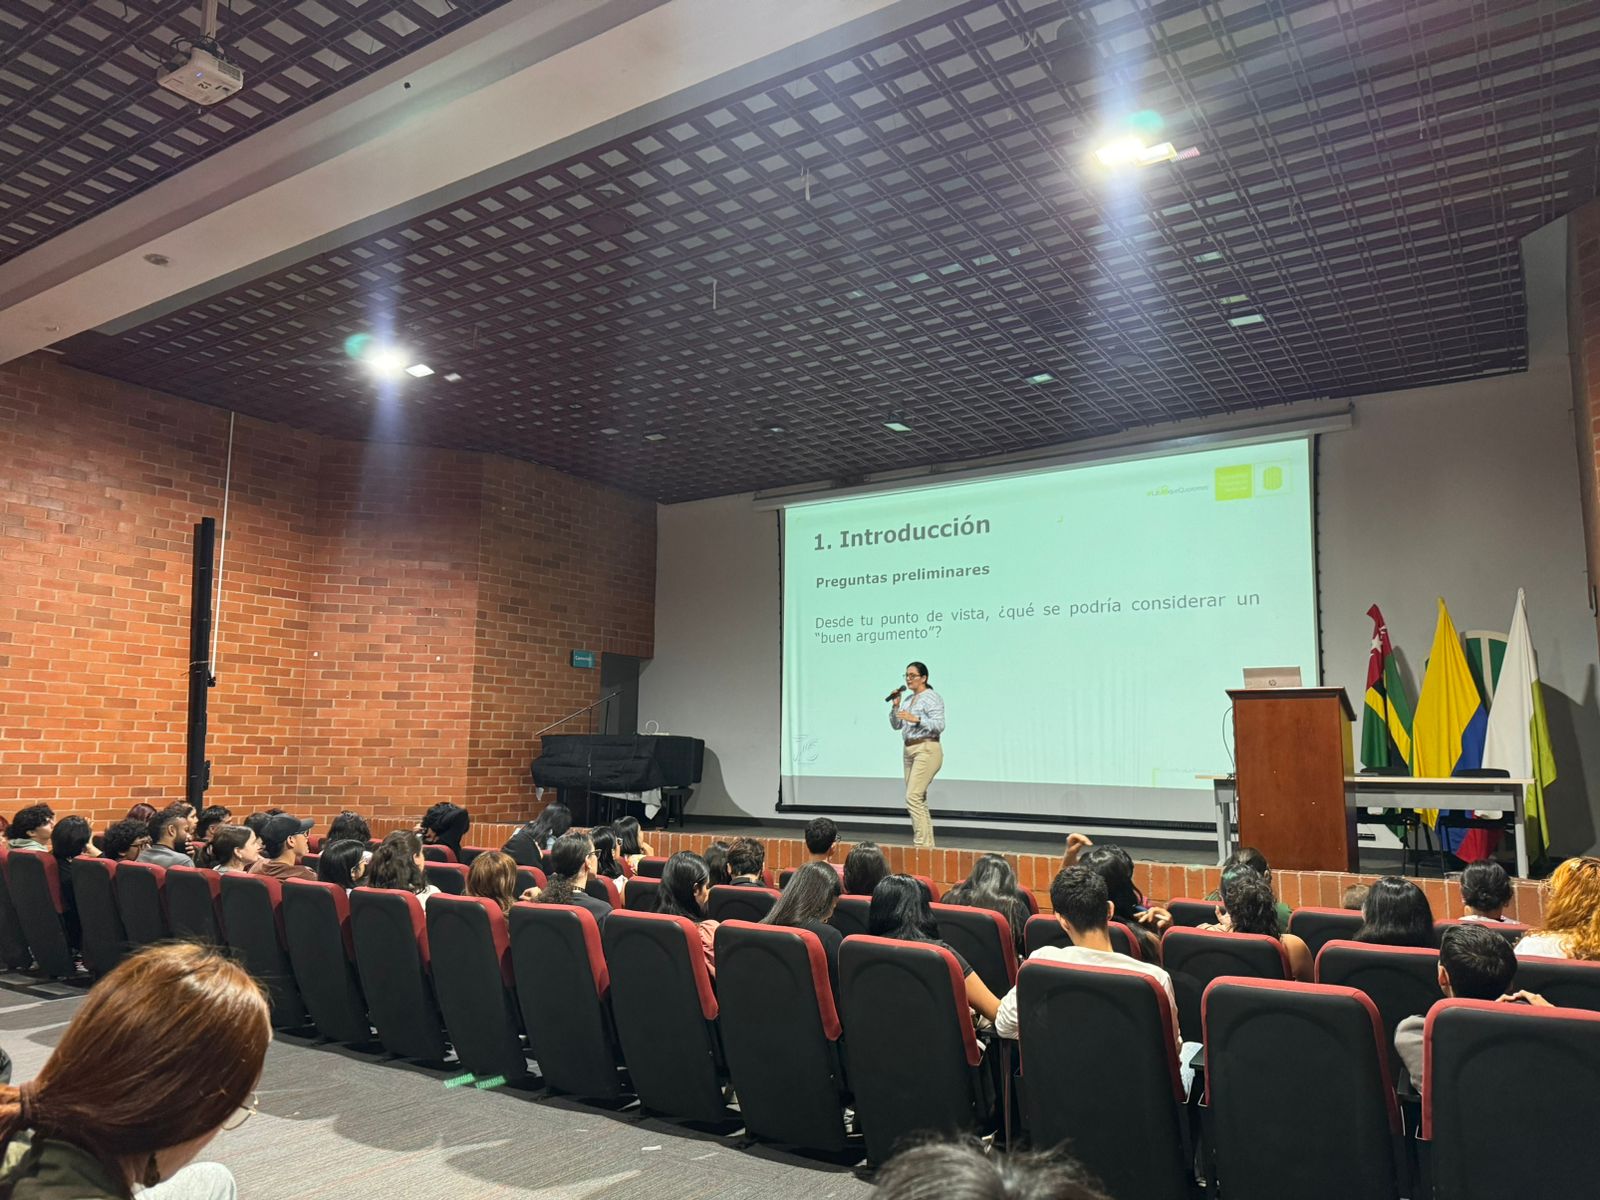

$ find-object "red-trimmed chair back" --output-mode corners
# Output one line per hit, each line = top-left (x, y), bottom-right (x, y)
(219, 872), (309, 1029)
(602, 910), (729, 1124)
(1315, 940), (1443, 1083)
(1204, 978), (1400, 1200)
(1432, 918), (1527, 947)
(1422, 998), (1600, 1199)
(0, 848), (34, 969)
(426, 894), (529, 1083)
(1168, 897), (1221, 927)
(1024, 913), (1144, 962)
(115, 860), (169, 947)
(423, 862), (469, 895)
(623, 876), (660, 912)
(837, 935), (990, 1165)
(715, 921), (848, 1152)
(933, 902), (1018, 996)
(70, 857), (126, 976)
(635, 856), (668, 878)
(1288, 906), (1365, 959)
(708, 884), (780, 924)
(509, 903), (621, 1099)
(1018, 959), (1188, 1200)
(1162, 927), (1289, 1044)
(280, 879), (370, 1046)
(909, 874), (941, 901)
(584, 874), (622, 909)
(828, 895), (871, 939)
(516, 866), (546, 894)
(459, 845), (493, 866)
(1018, 889), (1040, 915)
(165, 867), (224, 943)
(348, 887), (447, 1062)
(421, 844), (457, 863)
(7, 851), (73, 977)
(1512, 955), (1600, 1012)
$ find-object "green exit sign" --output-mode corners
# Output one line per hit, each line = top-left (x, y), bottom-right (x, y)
(570, 649), (597, 669)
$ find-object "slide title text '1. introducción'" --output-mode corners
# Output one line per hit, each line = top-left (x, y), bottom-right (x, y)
(813, 515), (992, 551)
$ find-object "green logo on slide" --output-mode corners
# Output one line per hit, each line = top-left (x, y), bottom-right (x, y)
(1214, 464), (1253, 501)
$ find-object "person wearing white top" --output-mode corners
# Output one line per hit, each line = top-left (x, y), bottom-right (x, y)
(1513, 856), (1600, 962)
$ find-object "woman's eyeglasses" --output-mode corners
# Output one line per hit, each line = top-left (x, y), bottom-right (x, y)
(222, 1093), (259, 1131)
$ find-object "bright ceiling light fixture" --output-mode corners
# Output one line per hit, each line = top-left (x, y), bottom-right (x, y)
(404, 363), (434, 377)
(1025, 371), (1055, 385)
(364, 346), (409, 379)
(1092, 109), (1199, 172)
(883, 420), (913, 433)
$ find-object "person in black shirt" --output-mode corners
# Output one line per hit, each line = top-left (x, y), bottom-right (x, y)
(762, 861), (844, 987)
(869, 874), (999, 1022)
(418, 802), (470, 859)
(534, 832), (611, 926)
(503, 803), (571, 868)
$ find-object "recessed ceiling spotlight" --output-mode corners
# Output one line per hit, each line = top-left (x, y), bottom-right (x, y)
(443, 372), (463, 382)
(1025, 371), (1055, 385)
(883, 420), (913, 433)
(1193, 250), (1223, 264)
(600, 427), (620, 435)
(364, 347), (409, 379)
(142, 252), (171, 267)
(768, 425), (786, 433)
(1228, 313), (1266, 328)
(405, 363), (434, 378)
(644, 432), (668, 442)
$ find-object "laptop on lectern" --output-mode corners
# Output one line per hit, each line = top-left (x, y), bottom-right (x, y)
(1242, 666), (1303, 689)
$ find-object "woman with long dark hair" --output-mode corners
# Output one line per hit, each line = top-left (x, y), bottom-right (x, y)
(943, 854), (1030, 955)
(843, 841), (890, 896)
(534, 833), (611, 925)
(1353, 876), (1435, 948)
(0, 942), (269, 1199)
(589, 826), (627, 890)
(315, 839), (368, 892)
(868, 874), (1000, 1021)
(704, 840), (733, 887)
(1209, 869), (1312, 980)
(50, 816), (99, 950)
(762, 861), (844, 984)
(656, 850), (718, 977)
(503, 804), (572, 868)
(614, 815), (654, 872)
(200, 826), (261, 874)
(1080, 843), (1169, 959)
(365, 831), (440, 909)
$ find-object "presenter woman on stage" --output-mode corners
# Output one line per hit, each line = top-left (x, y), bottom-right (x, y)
(889, 661), (945, 848)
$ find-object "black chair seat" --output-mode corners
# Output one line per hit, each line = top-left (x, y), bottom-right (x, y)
(6, 851), (74, 978)
(115, 861), (169, 948)
(166, 867), (224, 943)
(427, 895), (531, 1084)
(349, 888), (448, 1063)
(1162, 928), (1289, 1044)
(70, 858), (126, 976)
(708, 884), (779, 924)
(219, 873), (309, 1029)
(280, 879), (371, 1046)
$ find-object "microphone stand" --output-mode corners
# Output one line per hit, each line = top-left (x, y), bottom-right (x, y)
(533, 692), (622, 825)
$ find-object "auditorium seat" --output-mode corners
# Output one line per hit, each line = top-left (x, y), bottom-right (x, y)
(458, 846), (492, 866)
(623, 876), (660, 912)
(421, 844), (457, 863)
(585, 875), (621, 909)
(910, 874), (942, 902)
(1023, 913), (1144, 962)
(280, 879), (372, 1046)
(427, 894), (531, 1085)
(220, 873), (310, 1030)
(516, 866), (546, 894)
(509, 904), (624, 1100)
(1288, 907), (1364, 959)
(839, 935), (993, 1165)
(115, 861), (169, 948)
(70, 858), (126, 976)
(308, 835), (324, 852)
(1168, 897), (1221, 927)
(1421, 998), (1600, 1200)
(635, 856), (668, 878)
(0, 849), (36, 969)
(1162, 928), (1289, 1045)
(423, 862), (468, 895)
(1432, 918), (1527, 946)
(1017, 959), (1190, 1200)
(828, 895), (871, 939)
(6, 851), (74, 978)
(349, 888), (449, 1062)
(1315, 941), (1442, 1081)
(1204, 979), (1401, 1200)
(301, 854), (319, 873)
(165, 867), (224, 943)
(778, 864), (845, 889)
(1017, 889), (1040, 915)
(716, 921), (850, 1152)
(933, 902), (1018, 997)
(1511, 955), (1600, 1011)
(708, 884), (780, 924)
(602, 910), (731, 1125)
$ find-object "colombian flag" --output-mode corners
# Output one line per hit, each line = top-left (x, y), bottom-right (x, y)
(1412, 598), (1487, 826)
(1360, 604), (1413, 773)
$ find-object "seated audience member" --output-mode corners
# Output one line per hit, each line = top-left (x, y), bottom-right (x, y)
(1207, 846), (1293, 931)
(535, 833), (612, 926)
(194, 805), (232, 845)
(0, 942), (267, 1200)
(326, 810), (372, 846)
(503, 803), (572, 868)
(1342, 883), (1371, 911)
(870, 874), (1001, 1022)
(589, 826), (627, 893)
(1060, 831), (1095, 865)
(1460, 859), (1515, 922)
(315, 839), (368, 892)
(1395, 924), (1548, 1091)
(124, 802), (160, 827)
(1353, 876), (1435, 947)
(418, 802), (470, 858)
(203, 825), (261, 874)
(1516, 855), (1600, 960)
(725, 837), (767, 886)
(875, 1140), (1109, 1200)
(466, 850), (535, 915)
(704, 840), (733, 887)
(365, 831), (440, 908)
(99, 819), (150, 863)
(1204, 869), (1312, 981)
(943, 853), (1031, 956)
(655, 851), (719, 976)
(995, 867), (1183, 1049)
(614, 815), (654, 871)
(7, 805), (55, 851)
(50, 816), (99, 949)
(139, 807), (194, 869)
(804, 817), (839, 864)
(843, 841), (890, 896)
(248, 814), (317, 883)
(761, 861), (844, 985)
(1079, 843), (1170, 960)
(241, 808), (285, 840)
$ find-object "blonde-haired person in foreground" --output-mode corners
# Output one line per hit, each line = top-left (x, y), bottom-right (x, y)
(0, 943), (270, 1199)
(1516, 856), (1600, 960)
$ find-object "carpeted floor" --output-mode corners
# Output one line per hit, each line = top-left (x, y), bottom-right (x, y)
(0, 971), (874, 1199)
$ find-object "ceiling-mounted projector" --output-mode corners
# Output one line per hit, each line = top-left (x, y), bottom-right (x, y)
(156, 45), (243, 105)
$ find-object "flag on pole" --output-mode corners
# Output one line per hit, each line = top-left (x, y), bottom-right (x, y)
(1468, 589), (1555, 859)
(1360, 604), (1413, 773)
(1412, 598), (1487, 825)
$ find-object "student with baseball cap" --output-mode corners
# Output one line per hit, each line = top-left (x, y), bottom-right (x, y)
(248, 814), (315, 882)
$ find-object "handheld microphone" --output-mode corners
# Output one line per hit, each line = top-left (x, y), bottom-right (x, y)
(885, 685), (907, 703)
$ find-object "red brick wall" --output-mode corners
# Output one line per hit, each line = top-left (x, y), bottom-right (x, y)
(0, 352), (654, 830)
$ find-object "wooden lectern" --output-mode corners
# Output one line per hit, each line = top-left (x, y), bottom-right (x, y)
(1227, 687), (1357, 872)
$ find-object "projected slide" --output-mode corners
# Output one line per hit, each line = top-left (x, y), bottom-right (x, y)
(780, 438), (1319, 823)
